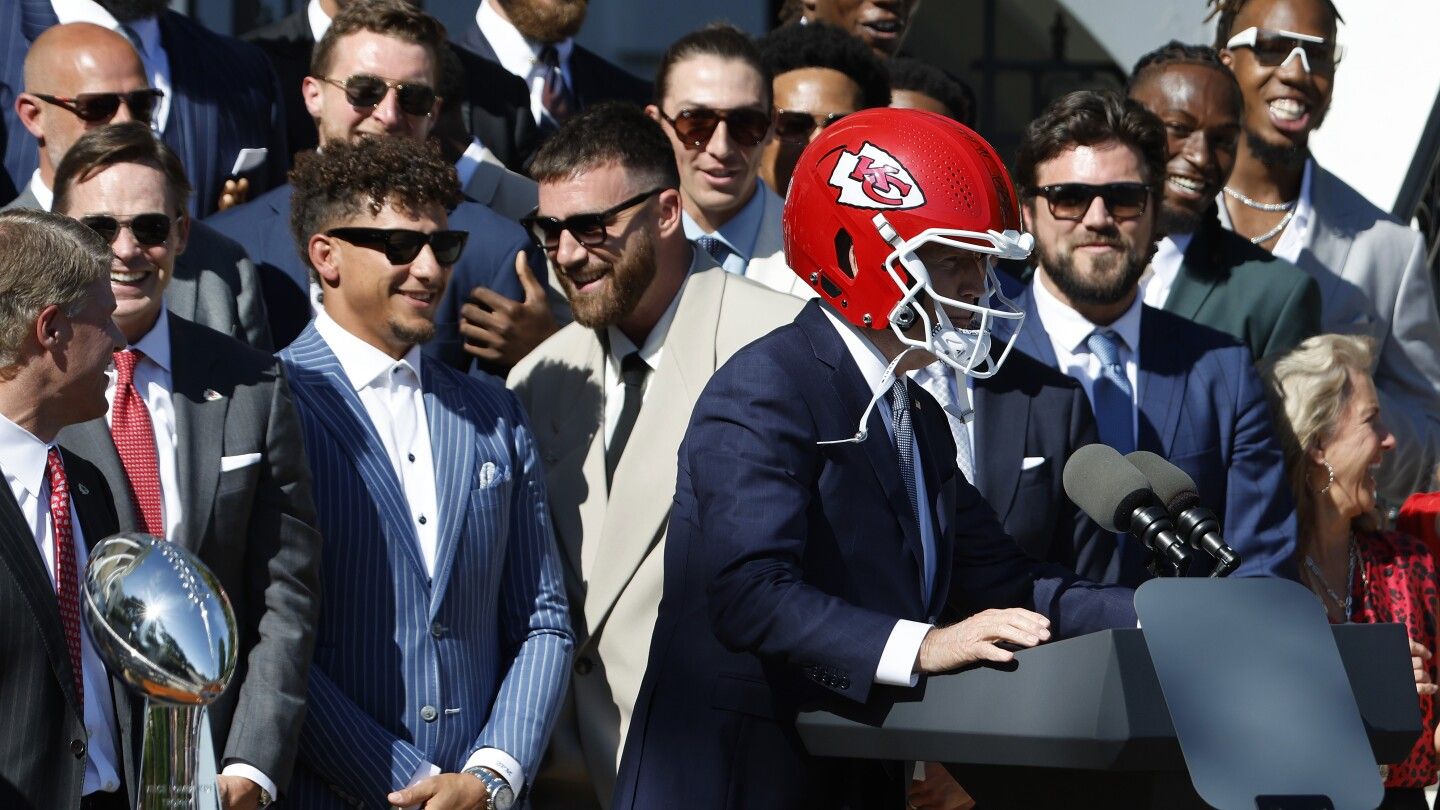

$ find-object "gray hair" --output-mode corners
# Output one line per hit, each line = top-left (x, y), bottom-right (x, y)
(0, 209), (111, 366)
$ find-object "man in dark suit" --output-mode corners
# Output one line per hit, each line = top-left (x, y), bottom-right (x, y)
(1006, 89), (1296, 584)
(0, 208), (134, 809)
(51, 122), (321, 810)
(615, 109), (1135, 810)
(243, 0), (537, 172)
(458, 0), (650, 140)
(1126, 40), (1319, 361)
(208, 0), (541, 364)
(4, 23), (271, 351)
(1, 0), (289, 218)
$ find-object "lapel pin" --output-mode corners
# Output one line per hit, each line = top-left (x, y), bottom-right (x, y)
(203, 389), (223, 402)
(77, 483), (89, 496)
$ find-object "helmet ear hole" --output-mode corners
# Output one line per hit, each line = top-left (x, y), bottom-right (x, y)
(833, 230), (857, 280)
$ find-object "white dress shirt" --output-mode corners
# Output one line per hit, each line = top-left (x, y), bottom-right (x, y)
(307, 0), (332, 41)
(1215, 158), (1314, 264)
(1031, 271), (1144, 448)
(25, 170), (54, 211)
(1141, 230), (1193, 310)
(820, 308), (936, 688)
(0, 413), (122, 796)
(601, 259), (687, 449)
(910, 361), (976, 483)
(52, 0), (171, 133)
(475, 0), (574, 127)
(104, 314), (278, 797)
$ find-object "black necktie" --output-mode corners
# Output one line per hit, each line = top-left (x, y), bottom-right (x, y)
(607, 352), (648, 488)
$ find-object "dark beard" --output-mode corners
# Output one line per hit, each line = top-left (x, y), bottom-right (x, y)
(97, 0), (169, 22)
(497, 0), (588, 43)
(1037, 234), (1149, 308)
(1157, 203), (1201, 237)
(563, 227), (657, 328)
(389, 319), (436, 347)
(1245, 128), (1307, 169)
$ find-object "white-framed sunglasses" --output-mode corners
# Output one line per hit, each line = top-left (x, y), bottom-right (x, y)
(1225, 26), (1344, 74)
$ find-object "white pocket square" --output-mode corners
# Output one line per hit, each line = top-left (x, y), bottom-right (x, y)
(1021, 456), (1047, 471)
(220, 453), (262, 472)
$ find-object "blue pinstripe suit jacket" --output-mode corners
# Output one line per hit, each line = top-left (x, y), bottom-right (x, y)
(278, 324), (572, 809)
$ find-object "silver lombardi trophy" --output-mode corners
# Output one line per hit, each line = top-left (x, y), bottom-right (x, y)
(82, 532), (238, 809)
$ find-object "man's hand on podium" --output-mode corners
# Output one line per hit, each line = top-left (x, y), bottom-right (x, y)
(915, 608), (1050, 674)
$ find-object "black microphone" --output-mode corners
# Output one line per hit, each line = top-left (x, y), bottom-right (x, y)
(1061, 444), (1191, 571)
(1125, 451), (1241, 577)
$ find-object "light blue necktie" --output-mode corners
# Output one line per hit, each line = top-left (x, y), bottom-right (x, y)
(1085, 329), (1135, 455)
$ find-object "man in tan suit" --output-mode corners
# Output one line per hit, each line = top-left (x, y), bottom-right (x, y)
(508, 103), (803, 809)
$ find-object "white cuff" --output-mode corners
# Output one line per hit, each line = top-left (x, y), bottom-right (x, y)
(875, 619), (932, 687)
(395, 761), (441, 810)
(463, 747), (525, 796)
(219, 763), (278, 800)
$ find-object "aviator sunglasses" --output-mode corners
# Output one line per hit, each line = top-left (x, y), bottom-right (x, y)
(80, 213), (175, 246)
(773, 110), (848, 144)
(522, 187), (667, 250)
(35, 89), (164, 123)
(1225, 26), (1343, 74)
(325, 228), (469, 265)
(658, 107), (772, 149)
(317, 74), (438, 116)
(1034, 183), (1150, 221)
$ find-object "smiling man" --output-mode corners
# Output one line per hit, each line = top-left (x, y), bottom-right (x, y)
(794, 0), (918, 56)
(1126, 40), (1319, 360)
(1210, 0), (1440, 499)
(1005, 89), (1296, 585)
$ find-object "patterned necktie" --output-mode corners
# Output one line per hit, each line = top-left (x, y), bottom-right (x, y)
(607, 352), (649, 489)
(46, 447), (85, 707)
(110, 349), (165, 536)
(695, 236), (732, 269)
(917, 364), (975, 483)
(889, 379), (920, 525)
(538, 44), (576, 134)
(1085, 329), (1135, 455)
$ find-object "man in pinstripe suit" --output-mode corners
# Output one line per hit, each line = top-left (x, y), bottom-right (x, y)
(278, 136), (572, 810)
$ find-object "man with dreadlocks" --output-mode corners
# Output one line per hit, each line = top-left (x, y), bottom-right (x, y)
(1210, 0), (1440, 501)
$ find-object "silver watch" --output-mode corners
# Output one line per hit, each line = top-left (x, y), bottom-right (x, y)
(462, 766), (515, 810)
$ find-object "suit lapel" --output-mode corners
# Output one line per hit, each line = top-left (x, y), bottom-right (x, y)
(1008, 286), (1060, 369)
(169, 317), (227, 553)
(457, 24), (499, 62)
(57, 420), (138, 532)
(1300, 165), (1356, 304)
(423, 363), (476, 614)
(750, 183), (785, 260)
(540, 336), (607, 599)
(972, 364), (1027, 522)
(1164, 221), (1224, 321)
(462, 155), (504, 209)
(1136, 308), (1186, 453)
(912, 390), (952, 619)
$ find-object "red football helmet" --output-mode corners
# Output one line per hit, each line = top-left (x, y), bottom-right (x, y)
(783, 108), (1032, 379)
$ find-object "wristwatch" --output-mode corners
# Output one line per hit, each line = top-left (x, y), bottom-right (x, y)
(256, 787), (273, 808)
(462, 766), (515, 810)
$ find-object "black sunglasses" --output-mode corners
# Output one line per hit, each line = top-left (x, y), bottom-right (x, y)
(659, 107), (772, 149)
(773, 110), (848, 144)
(80, 213), (175, 246)
(522, 187), (667, 250)
(317, 74), (438, 117)
(326, 227), (469, 265)
(1033, 182), (1150, 221)
(34, 89), (164, 123)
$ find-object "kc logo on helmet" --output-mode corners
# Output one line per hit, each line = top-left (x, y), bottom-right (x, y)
(827, 142), (926, 210)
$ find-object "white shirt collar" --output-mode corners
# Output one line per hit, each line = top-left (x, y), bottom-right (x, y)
(27, 170), (54, 211)
(476, 0), (574, 79)
(128, 309), (172, 372)
(603, 247), (696, 375)
(0, 411), (53, 503)
(455, 138), (488, 190)
(313, 310), (425, 392)
(821, 305), (891, 390)
(680, 179), (769, 265)
(307, 0), (332, 42)
(1142, 231), (1193, 309)
(1032, 268), (1143, 355)
(1269, 158), (1315, 263)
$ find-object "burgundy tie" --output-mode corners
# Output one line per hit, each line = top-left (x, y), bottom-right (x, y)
(539, 44), (575, 132)
(110, 349), (164, 536)
(46, 447), (85, 706)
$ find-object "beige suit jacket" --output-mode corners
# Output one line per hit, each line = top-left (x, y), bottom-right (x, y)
(462, 144), (538, 222)
(742, 183), (817, 300)
(508, 257), (804, 808)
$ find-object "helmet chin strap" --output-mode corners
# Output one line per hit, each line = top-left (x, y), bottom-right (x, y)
(816, 346), (924, 446)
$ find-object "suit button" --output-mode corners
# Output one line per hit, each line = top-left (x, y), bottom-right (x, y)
(574, 656), (593, 675)
(71, 738), (86, 758)
(430, 621), (444, 638)
(420, 705), (438, 722)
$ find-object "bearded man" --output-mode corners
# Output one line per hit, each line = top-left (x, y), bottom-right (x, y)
(1005, 89), (1296, 585)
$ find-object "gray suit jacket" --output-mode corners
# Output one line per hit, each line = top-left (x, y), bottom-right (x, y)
(1299, 163), (1440, 498)
(58, 314), (321, 792)
(463, 144), (537, 222)
(3, 183), (273, 351)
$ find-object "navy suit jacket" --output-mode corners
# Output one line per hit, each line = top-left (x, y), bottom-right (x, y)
(1006, 285), (1298, 583)
(205, 182), (540, 364)
(278, 324), (572, 809)
(613, 303), (1136, 810)
(1, 1), (288, 217)
(455, 23), (652, 116)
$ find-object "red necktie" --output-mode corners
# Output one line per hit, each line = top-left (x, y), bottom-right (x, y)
(110, 349), (164, 536)
(46, 447), (85, 706)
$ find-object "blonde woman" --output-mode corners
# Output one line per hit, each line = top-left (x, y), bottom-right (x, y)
(1263, 334), (1439, 807)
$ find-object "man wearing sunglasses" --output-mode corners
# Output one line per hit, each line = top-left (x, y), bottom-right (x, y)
(1126, 41), (1319, 361)
(7, 25), (272, 353)
(52, 122), (321, 810)
(282, 134), (571, 810)
(208, 0), (543, 367)
(1212, 0), (1440, 501)
(507, 102), (802, 809)
(1006, 90), (1296, 586)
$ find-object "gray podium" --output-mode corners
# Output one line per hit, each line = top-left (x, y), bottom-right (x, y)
(796, 580), (1424, 810)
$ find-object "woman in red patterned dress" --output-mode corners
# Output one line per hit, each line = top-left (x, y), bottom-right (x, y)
(1263, 334), (1439, 809)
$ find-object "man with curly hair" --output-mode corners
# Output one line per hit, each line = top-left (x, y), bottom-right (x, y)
(279, 134), (572, 810)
